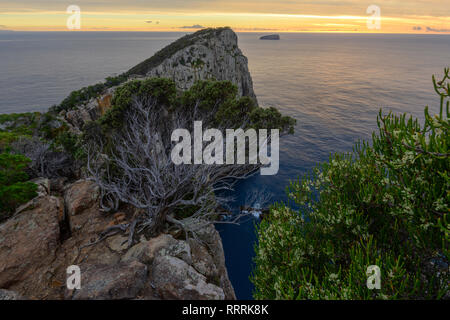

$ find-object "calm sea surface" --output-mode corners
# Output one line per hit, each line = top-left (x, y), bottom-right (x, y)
(1, 31), (449, 299)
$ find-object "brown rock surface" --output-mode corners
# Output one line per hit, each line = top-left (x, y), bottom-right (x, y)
(67, 261), (148, 300)
(0, 289), (25, 300)
(151, 255), (224, 300)
(64, 179), (100, 218)
(0, 195), (61, 298)
(0, 179), (236, 300)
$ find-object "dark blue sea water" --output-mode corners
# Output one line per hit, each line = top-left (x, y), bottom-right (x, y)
(1, 31), (449, 299)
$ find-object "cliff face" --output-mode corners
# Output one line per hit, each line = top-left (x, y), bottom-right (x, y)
(134, 27), (256, 100)
(61, 27), (257, 132)
(0, 28), (252, 301)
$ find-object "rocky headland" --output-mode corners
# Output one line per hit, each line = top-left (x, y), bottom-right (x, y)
(0, 27), (295, 300)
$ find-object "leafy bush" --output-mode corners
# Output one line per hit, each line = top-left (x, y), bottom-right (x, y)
(98, 78), (295, 136)
(0, 112), (42, 151)
(0, 153), (37, 220)
(99, 78), (177, 131)
(251, 69), (450, 300)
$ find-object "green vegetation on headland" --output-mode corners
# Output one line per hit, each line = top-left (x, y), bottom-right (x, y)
(97, 77), (294, 134)
(251, 69), (449, 299)
(0, 77), (295, 230)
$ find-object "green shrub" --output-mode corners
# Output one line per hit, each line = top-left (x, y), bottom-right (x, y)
(99, 78), (177, 131)
(251, 69), (449, 300)
(0, 153), (37, 220)
(0, 112), (41, 150)
(98, 78), (295, 135)
(53, 130), (84, 159)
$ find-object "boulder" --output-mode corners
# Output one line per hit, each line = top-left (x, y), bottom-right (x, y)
(50, 177), (69, 193)
(151, 255), (224, 300)
(192, 224), (236, 300)
(30, 177), (50, 197)
(122, 233), (192, 265)
(189, 239), (219, 280)
(0, 196), (61, 295)
(68, 261), (148, 300)
(64, 180), (100, 230)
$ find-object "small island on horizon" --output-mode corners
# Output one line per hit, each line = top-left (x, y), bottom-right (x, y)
(259, 34), (280, 40)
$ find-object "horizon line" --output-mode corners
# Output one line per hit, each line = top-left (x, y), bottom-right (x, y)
(2, 29), (450, 35)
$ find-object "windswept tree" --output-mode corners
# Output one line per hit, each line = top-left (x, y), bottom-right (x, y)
(85, 78), (295, 244)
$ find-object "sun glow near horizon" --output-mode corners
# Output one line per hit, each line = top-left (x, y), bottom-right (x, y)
(0, 1), (449, 34)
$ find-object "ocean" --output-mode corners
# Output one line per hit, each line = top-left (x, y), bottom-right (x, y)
(1, 31), (449, 299)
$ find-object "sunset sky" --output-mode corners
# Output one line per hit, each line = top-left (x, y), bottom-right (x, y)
(0, 0), (449, 33)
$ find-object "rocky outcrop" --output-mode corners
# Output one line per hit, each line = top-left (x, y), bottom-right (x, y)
(68, 261), (148, 300)
(0, 195), (62, 296)
(151, 255), (224, 300)
(141, 28), (256, 100)
(0, 180), (236, 300)
(60, 28), (256, 132)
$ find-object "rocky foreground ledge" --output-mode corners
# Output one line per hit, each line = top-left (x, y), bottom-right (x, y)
(0, 179), (235, 300)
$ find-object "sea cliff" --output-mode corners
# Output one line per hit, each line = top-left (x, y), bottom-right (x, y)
(0, 27), (259, 300)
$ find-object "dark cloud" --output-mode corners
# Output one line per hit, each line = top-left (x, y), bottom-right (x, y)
(180, 24), (204, 29)
(426, 26), (450, 32)
(145, 20), (152, 23)
(413, 26), (422, 30)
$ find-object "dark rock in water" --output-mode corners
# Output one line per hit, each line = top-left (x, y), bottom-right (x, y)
(260, 34), (280, 40)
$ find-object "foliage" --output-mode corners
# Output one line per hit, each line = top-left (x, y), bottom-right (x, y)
(251, 69), (450, 300)
(52, 130), (84, 159)
(0, 152), (37, 220)
(51, 74), (128, 113)
(98, 78), (295, 135)
(99, 78), (177, 131)
(181, 80), (238, 112)
(0, 111), (81, 161)
(0, 112), (40, 151)
(86, 76), (295, 242)
(250, 107), (296, 134)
